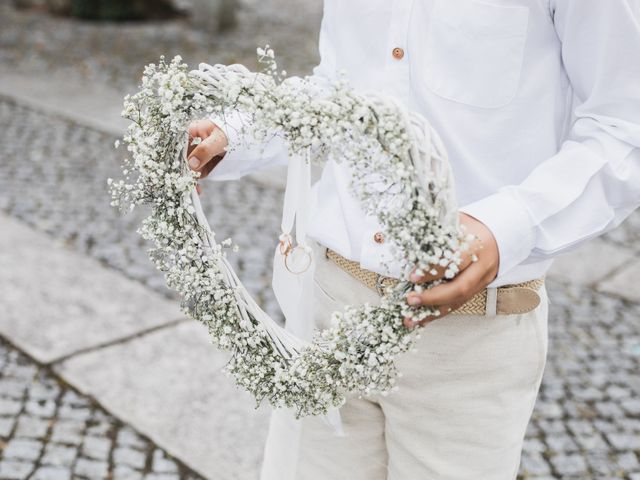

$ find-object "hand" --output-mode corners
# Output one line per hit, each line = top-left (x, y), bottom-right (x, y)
(404, 212), (499, 327)
(187, 119), (229, 194)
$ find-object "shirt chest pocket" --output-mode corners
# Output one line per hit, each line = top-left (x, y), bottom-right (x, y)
(422, 0), (530, 109)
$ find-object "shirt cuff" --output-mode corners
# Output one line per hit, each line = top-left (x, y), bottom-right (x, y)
(205, 110), (249, 181)
(459, 190), (536, 278)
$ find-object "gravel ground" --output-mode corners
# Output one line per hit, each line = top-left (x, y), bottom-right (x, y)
(1, 2), (639, 478)
(0, 337), (203, 480)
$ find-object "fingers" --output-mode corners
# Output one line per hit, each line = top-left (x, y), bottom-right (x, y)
(403, 261), (493, 328)
(403, 305), (447, 328)
(403, 302), (464, 328)
(409, 239), (481, 284)
(187, 120), (205, 157)
(407, 261), (485, 308)
(403, 260), (496, 325)
(403, 214), (499, 329)
(199, 155), (224, 178)
(409, 264), (446, 283)
(188, 126), (227, 176)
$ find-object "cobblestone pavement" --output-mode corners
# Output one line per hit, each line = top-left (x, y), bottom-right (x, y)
(2, 87), (640, 480)
(521, 281), (640, 479)
(0, 98), (284, 319)
(0, 337), (203, 480)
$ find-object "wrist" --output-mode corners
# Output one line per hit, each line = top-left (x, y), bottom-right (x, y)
(459, 192), (535, 278)
(459, 212), (500, 282)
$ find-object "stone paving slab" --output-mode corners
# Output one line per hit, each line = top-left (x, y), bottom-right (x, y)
(548, 238), (637, 289)
(0, 69), (129, 138)
(598, 258), (640, 303)
(0, 213), (184, 364)
(54, 321), (269, 480)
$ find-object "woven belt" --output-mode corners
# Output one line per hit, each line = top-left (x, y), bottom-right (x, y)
(325, 248), (544, 316)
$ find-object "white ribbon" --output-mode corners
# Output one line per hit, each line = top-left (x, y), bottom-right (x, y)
(272, 148), (316, 340)
(271, 148), (345, 449)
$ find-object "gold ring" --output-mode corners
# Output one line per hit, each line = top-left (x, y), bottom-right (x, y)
(284, 245), (313, 275)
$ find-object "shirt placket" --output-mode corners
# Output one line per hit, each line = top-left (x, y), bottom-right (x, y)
(359, 0), (414, 277)
(384, 0), (413, 107)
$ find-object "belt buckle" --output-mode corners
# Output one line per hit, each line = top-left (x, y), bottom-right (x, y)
(375, 274), (395, 297)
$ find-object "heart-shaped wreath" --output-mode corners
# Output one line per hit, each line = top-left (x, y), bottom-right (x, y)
(108, 50), (468, 418)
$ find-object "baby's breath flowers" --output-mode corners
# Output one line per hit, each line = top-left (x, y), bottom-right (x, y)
(108, 50), (467, 418)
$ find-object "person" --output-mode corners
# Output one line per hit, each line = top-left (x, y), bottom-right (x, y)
(186, 1), (640, 478)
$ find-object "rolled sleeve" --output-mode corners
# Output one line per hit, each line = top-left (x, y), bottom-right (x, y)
(205, 110), (265, 181)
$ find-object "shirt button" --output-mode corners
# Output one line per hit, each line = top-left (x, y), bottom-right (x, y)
(392, 47), (405, 60)
(373, 232), (385, 244)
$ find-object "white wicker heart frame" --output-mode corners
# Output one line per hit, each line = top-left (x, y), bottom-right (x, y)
(108, 53), (466, 418)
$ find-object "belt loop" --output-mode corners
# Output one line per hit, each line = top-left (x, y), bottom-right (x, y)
(485, 287), (498, 316)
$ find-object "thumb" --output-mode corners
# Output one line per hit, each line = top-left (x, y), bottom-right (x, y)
(188, 127), (228, 171)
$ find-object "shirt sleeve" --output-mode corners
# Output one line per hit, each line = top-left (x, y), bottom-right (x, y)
(205, 5), (338, 181)
(460, 0), (640, 278)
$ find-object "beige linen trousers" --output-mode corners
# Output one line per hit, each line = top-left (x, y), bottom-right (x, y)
(260, 239), (549, 480)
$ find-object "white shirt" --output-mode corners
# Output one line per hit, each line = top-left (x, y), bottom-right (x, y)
(208, 0), (640, 287)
